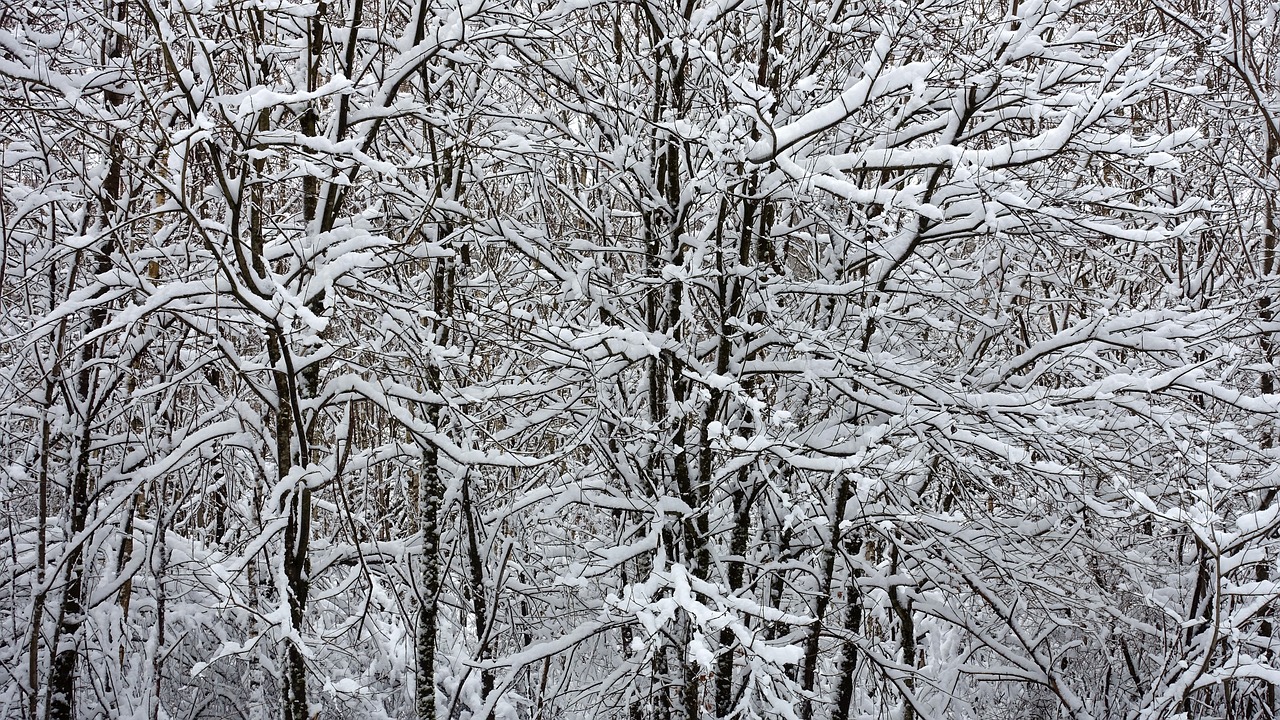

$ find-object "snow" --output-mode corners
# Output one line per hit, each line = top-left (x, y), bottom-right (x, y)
(3, 1), (1278, 719)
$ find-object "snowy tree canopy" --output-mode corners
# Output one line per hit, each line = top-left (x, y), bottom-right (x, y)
(1, 0), (1279, 718)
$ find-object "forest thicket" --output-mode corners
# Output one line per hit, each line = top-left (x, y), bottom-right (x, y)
(2, 0), (1279, 718)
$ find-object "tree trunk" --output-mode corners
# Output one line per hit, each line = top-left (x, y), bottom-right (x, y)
(416, 403), (441, 720)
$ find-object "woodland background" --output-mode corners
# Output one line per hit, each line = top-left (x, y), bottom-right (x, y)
(2, 0), (1279, 718)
